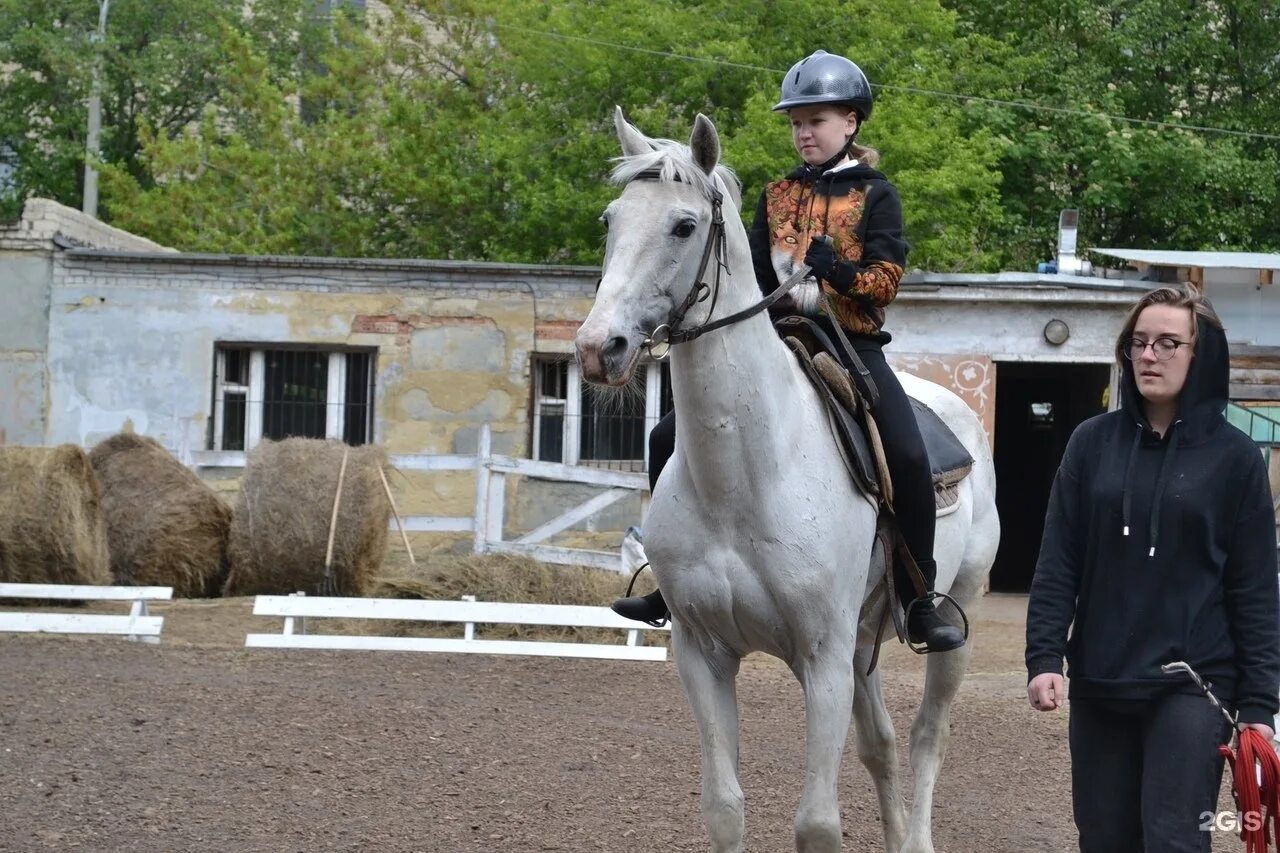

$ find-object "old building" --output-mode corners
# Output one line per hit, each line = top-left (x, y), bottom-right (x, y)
(4, 199), (1275, 587)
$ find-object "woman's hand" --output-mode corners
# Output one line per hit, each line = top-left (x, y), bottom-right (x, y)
(1027, 673), (1065, 711)
(1238, 721), (1276, 741)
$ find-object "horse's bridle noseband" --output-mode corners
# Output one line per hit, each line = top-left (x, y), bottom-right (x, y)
(618, 168), (809, 359)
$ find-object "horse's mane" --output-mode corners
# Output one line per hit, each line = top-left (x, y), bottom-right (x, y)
(609, 138), (742, 209)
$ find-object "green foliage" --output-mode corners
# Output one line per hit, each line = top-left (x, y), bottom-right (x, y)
(4, 0), (1277, 270)
(946, 0), (1280, 268)
(0, 0), (237, 212)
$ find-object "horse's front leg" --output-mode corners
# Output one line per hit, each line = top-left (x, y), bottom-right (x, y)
(852, 645), (908, 852)
(792, 638), (857, 853)
(902, 564), (983, 853)
(672, 622), (745, 853)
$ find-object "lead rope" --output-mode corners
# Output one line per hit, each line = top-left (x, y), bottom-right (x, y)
(1220, 727), (1280, 852)
(1164, 660), (1280, 852)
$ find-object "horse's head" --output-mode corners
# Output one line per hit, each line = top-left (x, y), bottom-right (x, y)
(575, 108), (740, 386)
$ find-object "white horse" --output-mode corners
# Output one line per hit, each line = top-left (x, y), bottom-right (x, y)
(576, 109), (1000, 853)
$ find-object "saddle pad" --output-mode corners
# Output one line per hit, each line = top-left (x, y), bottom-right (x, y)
(909, 398), (974, 487)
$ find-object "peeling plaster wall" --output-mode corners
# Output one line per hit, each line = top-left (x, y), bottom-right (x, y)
(46, 252), (596, 456)
(0, 255), (52, 444)
(39, 250), (1145, 549)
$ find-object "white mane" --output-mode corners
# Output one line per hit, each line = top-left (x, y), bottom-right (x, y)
(609, 138), (742, 209)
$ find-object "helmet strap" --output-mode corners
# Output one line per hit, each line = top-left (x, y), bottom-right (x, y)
(801, 136), (856, 181)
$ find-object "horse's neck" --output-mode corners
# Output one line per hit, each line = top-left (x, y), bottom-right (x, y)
(668, 221), (806, 483)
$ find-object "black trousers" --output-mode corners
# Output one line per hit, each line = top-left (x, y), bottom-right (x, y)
(1069, 693), (1232, 853)
(645, 342), (936, 582)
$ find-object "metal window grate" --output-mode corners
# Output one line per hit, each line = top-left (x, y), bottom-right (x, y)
(212, 346), (375, 451)
(530, 356), (672, 472)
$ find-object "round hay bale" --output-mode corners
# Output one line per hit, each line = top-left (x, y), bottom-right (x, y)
(0, 445), (110, 585)
(223, 438), (391, 597)
(89, 432), (232, 598)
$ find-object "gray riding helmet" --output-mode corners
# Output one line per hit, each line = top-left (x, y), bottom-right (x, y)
(772, 50), (874, 122)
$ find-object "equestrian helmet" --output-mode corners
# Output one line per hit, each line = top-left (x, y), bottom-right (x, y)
(772, 50), (874, 121)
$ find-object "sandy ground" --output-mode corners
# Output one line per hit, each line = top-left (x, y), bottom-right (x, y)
(0, 594), (1243, 852)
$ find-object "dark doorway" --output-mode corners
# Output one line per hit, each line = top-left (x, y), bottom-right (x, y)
(989, 362), (1111, 592)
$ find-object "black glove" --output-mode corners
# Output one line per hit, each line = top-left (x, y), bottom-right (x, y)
(803, 237), (857, 294)
(803, 237), (839, 281)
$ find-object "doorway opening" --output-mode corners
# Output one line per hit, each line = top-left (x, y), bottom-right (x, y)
(989, 362), (1111, 592)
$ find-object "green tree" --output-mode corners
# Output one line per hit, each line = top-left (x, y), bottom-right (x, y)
(103, 0), (1010, 270)
(0, 0), (240, 220)
(946, 0), (1280, 267)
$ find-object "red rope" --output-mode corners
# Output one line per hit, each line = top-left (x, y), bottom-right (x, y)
(1219, 728), (1280, 853)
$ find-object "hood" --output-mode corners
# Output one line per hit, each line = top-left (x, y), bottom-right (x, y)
(1119, 312), (1229, 444)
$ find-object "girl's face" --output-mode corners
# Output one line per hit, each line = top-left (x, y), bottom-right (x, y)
(1131, 304), (1196, 407)
(789, 105), (858, 166)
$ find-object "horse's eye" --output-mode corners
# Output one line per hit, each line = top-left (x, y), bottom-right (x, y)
(672, 219), (696, 238)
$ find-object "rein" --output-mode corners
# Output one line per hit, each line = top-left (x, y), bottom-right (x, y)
(625, 168), (810, 360)
(622, 168), (878, 408)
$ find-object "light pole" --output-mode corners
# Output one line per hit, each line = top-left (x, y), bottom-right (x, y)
(82, 0), (111, 218)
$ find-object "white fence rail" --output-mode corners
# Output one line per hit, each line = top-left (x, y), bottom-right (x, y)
(0, 583), (173, 643)
(191, 425), (649, 572)
(245, 593), (669, 661)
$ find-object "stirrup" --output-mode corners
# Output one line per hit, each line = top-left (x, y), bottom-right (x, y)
(903, 591), (969, 655)
(622, 562), (668, 628)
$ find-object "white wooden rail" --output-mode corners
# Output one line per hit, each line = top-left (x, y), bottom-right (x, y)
(0, 583), (173, 643)
(190, 424), (650, 572)
(245, 593), (670, 661)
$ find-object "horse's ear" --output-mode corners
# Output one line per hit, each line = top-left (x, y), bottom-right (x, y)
(689, 113), (720, 176)
(615, 106), (652, 158)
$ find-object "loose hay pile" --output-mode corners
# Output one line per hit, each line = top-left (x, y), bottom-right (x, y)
(223, 438), (391, 597)
(0, 445), (110, 585)
(90, 433), (231, 598)
(372, 554), (645, 644)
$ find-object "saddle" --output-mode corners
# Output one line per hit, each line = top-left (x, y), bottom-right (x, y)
(776, 313), (974, 666)
(775, 315), (974, 511)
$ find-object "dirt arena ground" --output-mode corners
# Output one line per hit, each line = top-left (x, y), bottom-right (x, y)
(0, 594), (1242, 852)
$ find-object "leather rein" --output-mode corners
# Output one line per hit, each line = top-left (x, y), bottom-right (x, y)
(622, 168), (809, 359)
(620, 167), (878, 407)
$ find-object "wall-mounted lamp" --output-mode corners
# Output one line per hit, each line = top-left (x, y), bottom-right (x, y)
(1043, 319), (1070, 346)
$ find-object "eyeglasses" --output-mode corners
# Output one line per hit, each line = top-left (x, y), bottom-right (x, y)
(1123, 337), (1190, 361)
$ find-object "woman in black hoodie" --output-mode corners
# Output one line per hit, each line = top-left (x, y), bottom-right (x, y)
(1026, 285), (1279, 852)
(611, 49), (964, 653)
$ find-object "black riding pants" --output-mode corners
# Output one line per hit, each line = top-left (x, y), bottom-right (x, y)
(644, 342), (937, 587)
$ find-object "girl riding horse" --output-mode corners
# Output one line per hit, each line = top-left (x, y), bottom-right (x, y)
(612, 50), (963, 653)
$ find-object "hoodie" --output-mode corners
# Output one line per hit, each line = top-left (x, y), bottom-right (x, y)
(748, 160), (908, 345)
(1026, 314), (1280, 724)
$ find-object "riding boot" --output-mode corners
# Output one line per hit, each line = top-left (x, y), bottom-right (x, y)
(611, 588), (669, 626)
(901, 559), (965, 653)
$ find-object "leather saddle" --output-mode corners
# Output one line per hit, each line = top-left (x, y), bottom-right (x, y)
(774, 315), (974, 513)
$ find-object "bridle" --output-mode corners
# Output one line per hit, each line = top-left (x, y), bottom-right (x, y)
(615, 168), (810, 359)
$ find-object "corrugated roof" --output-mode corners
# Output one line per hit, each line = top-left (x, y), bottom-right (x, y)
(1090, 247), (1280, 270)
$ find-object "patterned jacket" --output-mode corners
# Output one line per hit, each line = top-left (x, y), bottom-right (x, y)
(749, 160), (908, 343)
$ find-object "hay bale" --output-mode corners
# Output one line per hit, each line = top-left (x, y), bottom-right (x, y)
(374, 553), (626, 606)
(223, 438), (390, 597)
(0, 445), (110, 585)
(371, 554), (645, 644)
(89, 432), (232, 598)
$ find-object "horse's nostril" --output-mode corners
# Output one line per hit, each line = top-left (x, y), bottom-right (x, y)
(602, 336), (628, 358)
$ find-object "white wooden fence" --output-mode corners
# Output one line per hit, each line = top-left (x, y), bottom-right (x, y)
(245, 593), (669, 661)
(191, 424), (649, 572)
(0, 583), (173, 643)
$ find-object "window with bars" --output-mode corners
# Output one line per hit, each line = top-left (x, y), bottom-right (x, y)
(531, 356), (671, 472)
(211, 346), (375, 451)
